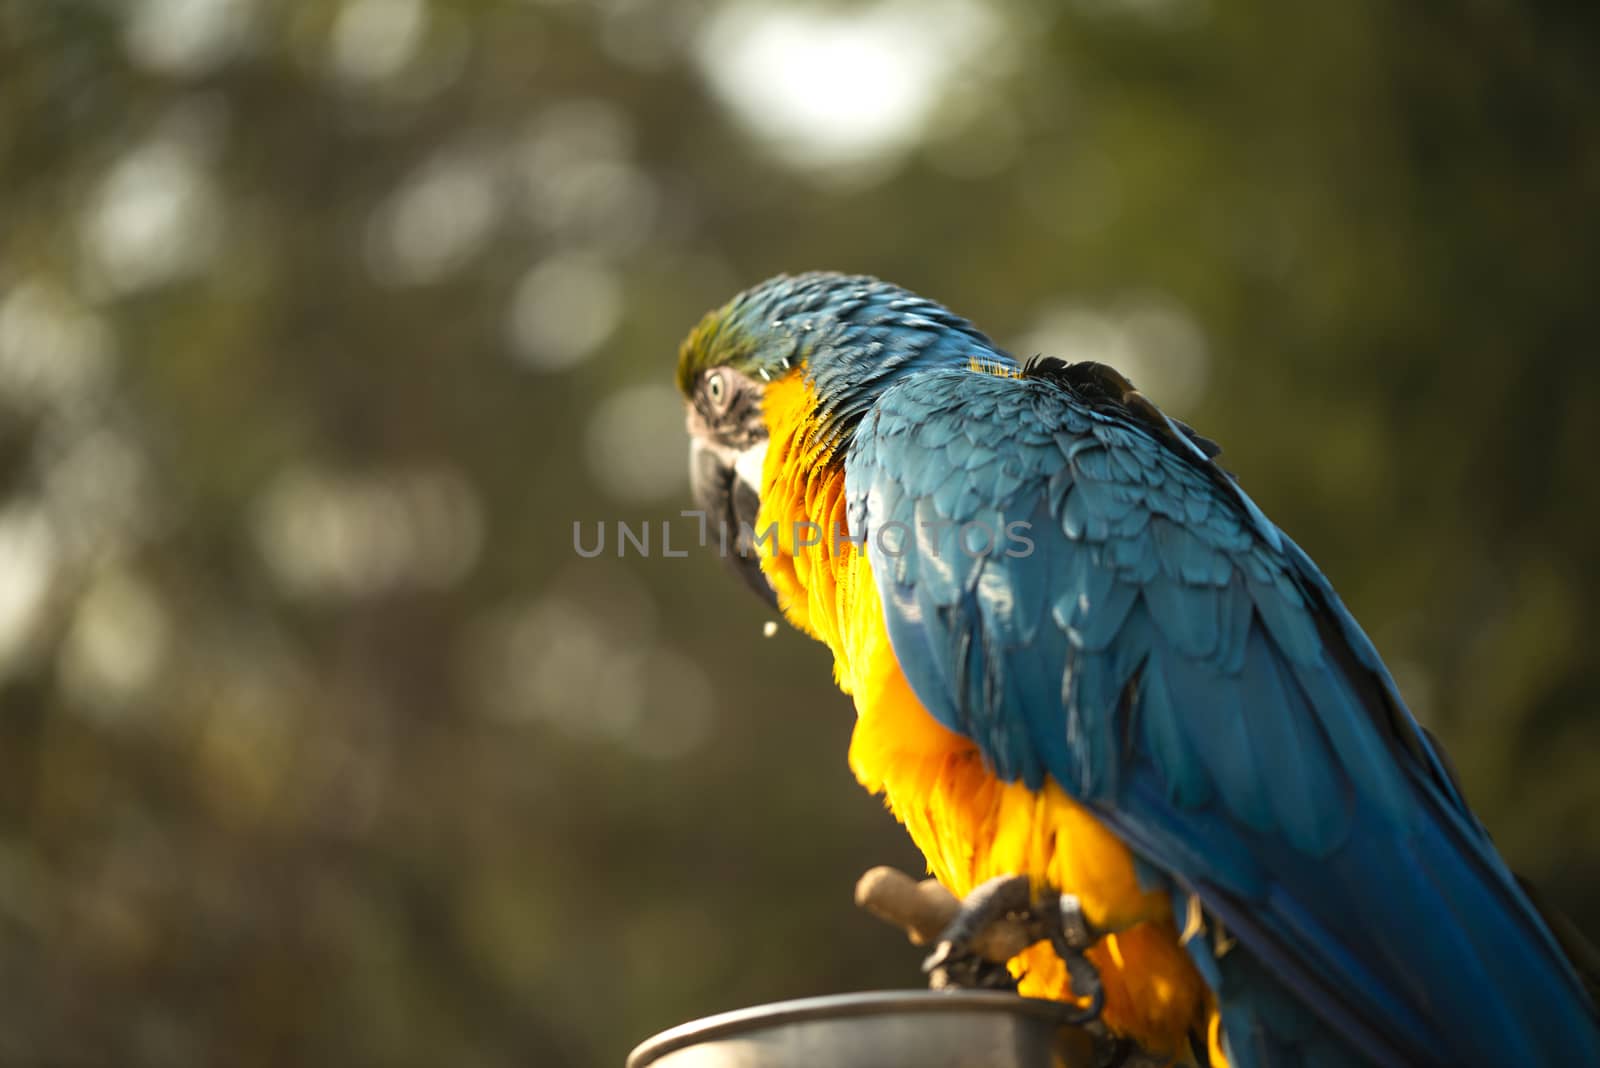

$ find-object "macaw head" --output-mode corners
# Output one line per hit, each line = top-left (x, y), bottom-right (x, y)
(677, 271), (1009, 605)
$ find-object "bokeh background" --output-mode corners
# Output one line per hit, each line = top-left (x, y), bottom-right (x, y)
(3, 1), (1598, 1064)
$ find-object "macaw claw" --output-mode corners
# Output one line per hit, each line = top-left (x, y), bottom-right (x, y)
(1041, 892), (1106, 1025)
(921, 940), (1022, 992)
(920, 874), (1107, 1026)
(921, 873), (1031, 992)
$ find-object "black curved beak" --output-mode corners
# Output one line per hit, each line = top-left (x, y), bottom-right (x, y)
(690, 438), (780, 610)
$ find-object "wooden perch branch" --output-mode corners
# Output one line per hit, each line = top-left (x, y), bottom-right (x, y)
(854, 865), (1039, 963)
(853, 866), (1177, 1067)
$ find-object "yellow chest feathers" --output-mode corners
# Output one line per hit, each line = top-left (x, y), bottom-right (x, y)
(753, 372), (1214, 1058)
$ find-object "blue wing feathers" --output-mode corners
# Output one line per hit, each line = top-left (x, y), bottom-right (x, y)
(1235, 627), (1346, 855)
(1138, 644), (1216, 811)
(844, 366), (1600, 1067)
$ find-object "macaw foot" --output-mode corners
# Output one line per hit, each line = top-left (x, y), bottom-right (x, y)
(921, 874), (1032, 992)
(1038, 891), (1106, 1024)
(920, 875), (1106, 1025)
(860, 867), (1161, 1068)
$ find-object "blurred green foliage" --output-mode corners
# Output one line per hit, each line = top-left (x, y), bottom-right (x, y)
(1, 1), (1597, 1064)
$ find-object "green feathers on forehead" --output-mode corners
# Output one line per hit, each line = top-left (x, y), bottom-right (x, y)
(675, 294), (796, 395)
(675, 272), (1011, 423)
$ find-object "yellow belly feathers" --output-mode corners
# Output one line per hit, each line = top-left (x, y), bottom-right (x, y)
(755, 373), (1217, 1062)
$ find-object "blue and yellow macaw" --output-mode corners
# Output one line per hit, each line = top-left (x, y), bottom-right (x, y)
(676, 272), (1599, 1066)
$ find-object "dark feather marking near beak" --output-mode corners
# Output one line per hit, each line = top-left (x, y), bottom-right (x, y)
(691, 438), (779, 610)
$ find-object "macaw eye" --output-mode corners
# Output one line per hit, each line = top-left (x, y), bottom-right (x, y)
(705, 371), (730, 410)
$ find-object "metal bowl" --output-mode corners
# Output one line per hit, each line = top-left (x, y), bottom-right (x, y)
(625, 990), (1093, 1068)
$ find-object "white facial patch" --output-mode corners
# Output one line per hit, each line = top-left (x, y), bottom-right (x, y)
(734, 440), (768, 495)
